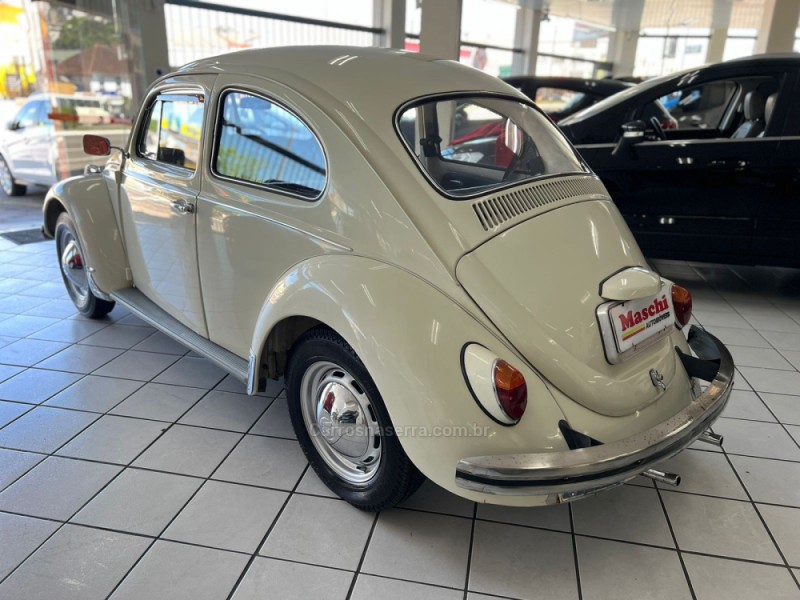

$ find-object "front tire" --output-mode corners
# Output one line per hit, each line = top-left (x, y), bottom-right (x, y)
(0, 155), (26, 197)
(55, 212), (115, 319)
(286, 327), (424, 511)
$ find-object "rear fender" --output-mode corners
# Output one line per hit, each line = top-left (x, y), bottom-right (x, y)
(43, 174), (130, 296)
(250, 255), (569, 498)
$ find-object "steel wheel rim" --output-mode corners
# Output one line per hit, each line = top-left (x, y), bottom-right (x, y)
(0, 157), (12, 195)
(300, 360), (382, 485)
(58, 228), (89, 305)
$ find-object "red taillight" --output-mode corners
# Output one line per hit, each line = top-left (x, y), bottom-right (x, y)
(493, 360), (527, 422)
(672, 284), (692, 328)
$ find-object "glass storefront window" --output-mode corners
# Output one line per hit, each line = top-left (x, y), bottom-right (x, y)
(635, 30), (710, 78)
(538, 15), (612, 64)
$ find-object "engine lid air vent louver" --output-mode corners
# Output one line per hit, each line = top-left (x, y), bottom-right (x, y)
(472, 176), (607, 231)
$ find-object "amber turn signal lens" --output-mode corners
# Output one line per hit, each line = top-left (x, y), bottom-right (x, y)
(672, 284), (693, 328)
(493, 360), (527, 422)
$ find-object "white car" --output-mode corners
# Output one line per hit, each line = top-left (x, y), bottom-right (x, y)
(0, 93), (128, 196)
(42, 47), (733, 511)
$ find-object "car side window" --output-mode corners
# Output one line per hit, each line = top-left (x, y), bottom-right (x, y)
(660, 81), (737, 130)
(534, 87), (587, 115)
(13, 102), (42, 129)
(214, 91), (326, 199)
(643, 81), (737, 133)
(137, 95), (204, 171)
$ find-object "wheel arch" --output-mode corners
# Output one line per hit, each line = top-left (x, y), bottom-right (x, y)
(259, 315), (326, 379)
(43, 174), (131, 295)
(42, 195), (67, 238)
(248, 255), (568, 498)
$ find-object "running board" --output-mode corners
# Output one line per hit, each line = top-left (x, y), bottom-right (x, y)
(111, 288), (252, 389)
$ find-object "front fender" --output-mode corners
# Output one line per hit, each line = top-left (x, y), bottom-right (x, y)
(44, 174), (130, 295)
(251, 255), (569, 502)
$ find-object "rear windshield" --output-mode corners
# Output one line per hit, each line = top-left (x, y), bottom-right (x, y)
(397, 95), (587, 198)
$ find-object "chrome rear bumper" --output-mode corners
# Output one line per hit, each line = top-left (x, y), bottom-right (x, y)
(455, 326), (733, 500)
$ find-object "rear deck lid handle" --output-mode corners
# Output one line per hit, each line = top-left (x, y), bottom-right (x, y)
(600, 267), (662, 301)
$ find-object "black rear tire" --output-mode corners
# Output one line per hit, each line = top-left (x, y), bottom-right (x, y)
(55, 212), (115, 319)
(286, 327), (424, 511)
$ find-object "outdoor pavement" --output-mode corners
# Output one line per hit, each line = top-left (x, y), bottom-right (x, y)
(0, 217), (799, 599)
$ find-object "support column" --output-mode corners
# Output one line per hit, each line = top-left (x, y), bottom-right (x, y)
(707, 0), (733, 64)
(755, 0), (800, 54)
(511, 5), (543, 75)
(419, 0), (462, 60)
(113, 0), (170, 108)
(608, 0), (644, 77)
(374, 0), (406, 49)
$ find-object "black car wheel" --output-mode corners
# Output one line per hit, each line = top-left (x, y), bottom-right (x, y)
(286, 327), (424, 511)
(55, 212), (115, 319)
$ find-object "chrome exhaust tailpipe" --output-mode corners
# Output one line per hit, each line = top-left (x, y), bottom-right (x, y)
(642, 469), (681, 486)
(698, 431), (724, 447)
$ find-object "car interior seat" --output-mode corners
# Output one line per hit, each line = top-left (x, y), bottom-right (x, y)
(731, 90), (765, 138)
(757, 92), (778, 138)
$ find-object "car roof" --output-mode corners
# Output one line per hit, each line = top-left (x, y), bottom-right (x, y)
(175, 45), (518, 109)
(559, 53), (800, 126)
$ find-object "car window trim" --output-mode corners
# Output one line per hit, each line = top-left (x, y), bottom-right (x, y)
(394, 90), (590, 201)
(208, 86), (329, 202)
(134, 88), (206, 175)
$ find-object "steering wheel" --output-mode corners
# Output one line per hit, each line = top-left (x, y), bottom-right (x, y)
(649, 116), (666, 141)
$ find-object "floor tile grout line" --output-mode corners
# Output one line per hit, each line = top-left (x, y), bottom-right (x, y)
(718, 433), (800, 593)
(0, 396), (286, 437)
(568, 503), (583, 600)
(744, 387), (800, 454)
(460, 503), (479, 600)
(0, 350), (222, 588)
(224, 462), (310, 600)
(652, 483), (698, 600)
(344, 509), (381, 600)
(0, 509), (260, 558)
(98, 394), (277, 600)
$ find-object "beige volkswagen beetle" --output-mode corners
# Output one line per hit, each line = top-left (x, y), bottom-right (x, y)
(42, 46), (733, 511)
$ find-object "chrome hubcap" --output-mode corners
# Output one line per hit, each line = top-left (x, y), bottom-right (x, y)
(0, 158), (11, 194)
(59, 235), (89, 303)
(300, 361), (382, 485)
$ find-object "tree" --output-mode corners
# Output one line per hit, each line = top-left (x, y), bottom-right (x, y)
(53, 16), (118, 50)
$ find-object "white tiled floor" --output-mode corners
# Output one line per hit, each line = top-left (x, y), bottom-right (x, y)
(0, 236), (799, 600)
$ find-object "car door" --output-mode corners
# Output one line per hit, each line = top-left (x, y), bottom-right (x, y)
(119, 79), (214, 336)
(4, 100), (44, 179)
(26, 99), (57, 183)
(753, 67), (800, 266)
(196, 75), (331, 357)
(588, 70), (786, 264)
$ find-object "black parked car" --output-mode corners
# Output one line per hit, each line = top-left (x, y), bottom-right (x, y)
(558, 55), (800, 268)
(502, 76), (632, 122)
(432, 77), (631, 170)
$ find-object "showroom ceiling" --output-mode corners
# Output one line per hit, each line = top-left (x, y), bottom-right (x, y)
(535, 0), (766, 30)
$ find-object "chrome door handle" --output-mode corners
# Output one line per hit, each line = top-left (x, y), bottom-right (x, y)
(171, 199), (195, 215)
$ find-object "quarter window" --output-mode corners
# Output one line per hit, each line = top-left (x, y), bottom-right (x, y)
(214, 91), (326, 199)
(534, 87), (590, 116)
(138, 95), (204, 171)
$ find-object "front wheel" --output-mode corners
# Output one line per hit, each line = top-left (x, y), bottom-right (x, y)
(55, 212), (115, 319)
(0, 155), (26, 197)
(286, 327), (424, 511)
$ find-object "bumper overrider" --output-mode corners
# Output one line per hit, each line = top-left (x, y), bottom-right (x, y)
(455, 326), (733, 501)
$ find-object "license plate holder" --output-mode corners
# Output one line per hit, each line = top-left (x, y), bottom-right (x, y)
(608, 290), (675, 354)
